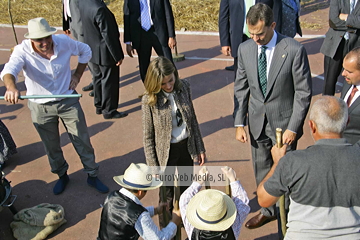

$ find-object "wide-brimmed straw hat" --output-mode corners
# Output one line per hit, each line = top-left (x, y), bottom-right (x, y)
(24, 17), (57, 39)
(113, 163), (162, 190)
(186, 189), (237, 231)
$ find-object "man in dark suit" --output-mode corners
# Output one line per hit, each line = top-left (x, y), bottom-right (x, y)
(341, 47), (360, 144)
(63, 0), (83, 41)
(123, 0), (176, 82)
(320, 0), (360, 96)
(234, 3), (312, 229)
(218, 0), (251, 73)
(258, 0), (302, 38)
(78, 0), (127, 119)
(219, 0), (251, 112)
(63, 0), (94, 96)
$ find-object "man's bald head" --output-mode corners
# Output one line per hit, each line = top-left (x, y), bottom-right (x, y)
(344, 47), (360, 70)
(309, 96), (348, 135)
(342, 47), (360, 86)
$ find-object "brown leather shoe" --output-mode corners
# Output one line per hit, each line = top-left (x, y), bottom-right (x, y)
(245, 212), (276, 229)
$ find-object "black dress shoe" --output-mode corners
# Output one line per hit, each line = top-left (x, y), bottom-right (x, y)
(89, 91), (94, 97)
(245, 212), (277, 229)
(225, 64), (234, 71)
(82, 84), (93, 91)
(103, 111), (128, 119)
(96, 108), (102, 115)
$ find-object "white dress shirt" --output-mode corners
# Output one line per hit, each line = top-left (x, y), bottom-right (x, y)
(162, 91), (189, 143)
(119, 188), (177, 240)
(344, 85), (360, 107)
(145, 0), (154, 25)
(179, 181), (250, 239)
(63, 0), (71, 19)
(257, 31), (277, 79)
(235, 31), (278, 127)
(1, 34), (92, 104)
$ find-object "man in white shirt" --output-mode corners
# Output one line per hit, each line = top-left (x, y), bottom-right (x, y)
(97, 163), (182, 240)
(340, 47), (360, 144)
(1, 17), (108, 195)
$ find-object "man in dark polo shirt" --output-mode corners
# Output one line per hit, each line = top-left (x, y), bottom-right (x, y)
(257, 96), (360, 239)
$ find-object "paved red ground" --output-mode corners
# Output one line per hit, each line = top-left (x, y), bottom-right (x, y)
(0, 3), (340, 239)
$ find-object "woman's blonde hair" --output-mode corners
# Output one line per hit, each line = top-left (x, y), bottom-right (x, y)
(143, 56), (181, 106)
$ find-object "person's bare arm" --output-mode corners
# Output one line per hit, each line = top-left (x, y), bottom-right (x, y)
(3, 74), (20, 104)
(257, 144), (287, 207)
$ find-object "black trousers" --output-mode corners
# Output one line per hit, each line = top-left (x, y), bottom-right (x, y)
(88, 62), (119, 117)
(158, 139), (193, 228)
(137, 27), (173, 82)
(323, 38), (350, 95)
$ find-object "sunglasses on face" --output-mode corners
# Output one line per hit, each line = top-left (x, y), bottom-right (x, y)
(176, 109), (183, 127)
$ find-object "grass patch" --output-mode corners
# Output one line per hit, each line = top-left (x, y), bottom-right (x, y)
(0, 0), (326, 32)
(0, 0), (220, 31)
(300, 21), (322, 31)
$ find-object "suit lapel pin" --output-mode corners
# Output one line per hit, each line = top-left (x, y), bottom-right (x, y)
(282, 54), (286, 58)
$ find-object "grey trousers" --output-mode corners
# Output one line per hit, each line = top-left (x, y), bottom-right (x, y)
(28, 97), (98, 177)
(250, 119), (296, 217)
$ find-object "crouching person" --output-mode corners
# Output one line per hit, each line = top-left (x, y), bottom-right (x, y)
(97, 163), (182, 240)
(179, 166), (250, 239)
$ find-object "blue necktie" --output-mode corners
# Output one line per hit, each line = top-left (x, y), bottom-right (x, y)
(140, 0), (151, 31)
(258, 46), (268, 96)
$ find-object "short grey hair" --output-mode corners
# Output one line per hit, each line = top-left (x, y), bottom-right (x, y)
(309, 96), (348, 134)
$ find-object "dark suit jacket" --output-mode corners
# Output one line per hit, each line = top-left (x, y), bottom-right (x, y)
(62, 0), (83, 39)
(257, 0), (302, 37)
(123, 0), (175, 49)
(218, 0), (246, 57)
(78, 0), (124, 65)
(234, 33), (312, 140)
(341, 83), (360, 144)
(320, 0), (360, 58)
(62, 4), (70, 32)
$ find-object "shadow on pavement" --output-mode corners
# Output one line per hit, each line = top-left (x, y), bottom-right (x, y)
(6, 121), (114, 168)
(3, 146), (146, 239)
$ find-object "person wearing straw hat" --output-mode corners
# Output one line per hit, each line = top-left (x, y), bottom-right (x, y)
(1, 17), (108, 195)
(179, 167), (250, 239)
(97, 163), (182, 240)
